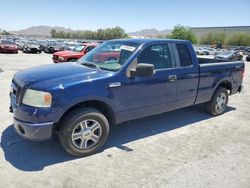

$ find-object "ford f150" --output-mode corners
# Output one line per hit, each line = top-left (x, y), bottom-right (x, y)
(10, 39), (244, 156)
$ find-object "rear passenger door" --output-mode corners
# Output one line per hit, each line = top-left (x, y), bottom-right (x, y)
(174, 43), (199, 107)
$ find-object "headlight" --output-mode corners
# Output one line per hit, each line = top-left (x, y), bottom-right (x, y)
(22, 89), (52, 108)
(58, 56), (65, 61)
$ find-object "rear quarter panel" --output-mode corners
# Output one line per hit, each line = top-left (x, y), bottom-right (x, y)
(195, 61), (244, 104)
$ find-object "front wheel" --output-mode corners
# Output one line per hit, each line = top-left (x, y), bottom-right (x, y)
(58, 108), (109, 157)
(206, 87), (228, 115)
(69, 59), (78, 62)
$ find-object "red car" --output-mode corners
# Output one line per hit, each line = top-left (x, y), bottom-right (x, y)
(53, 43), (97, 63)
(93, 51), (120, 62)
(0, 40), (18, 53)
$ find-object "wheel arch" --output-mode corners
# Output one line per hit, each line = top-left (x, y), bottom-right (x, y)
(215, 79), (232, 94)
(56, 100), (116, 130)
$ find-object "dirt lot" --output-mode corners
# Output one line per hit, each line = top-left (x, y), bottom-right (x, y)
(0, 52), (250, 188)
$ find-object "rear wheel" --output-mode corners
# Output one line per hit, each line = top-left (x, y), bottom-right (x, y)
(58, 108), (109, 157)
(206, 87), (228, 115)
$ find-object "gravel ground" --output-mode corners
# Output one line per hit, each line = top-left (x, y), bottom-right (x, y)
(0, 52), (249, 188)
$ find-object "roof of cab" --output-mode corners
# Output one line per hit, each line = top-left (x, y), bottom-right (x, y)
(109, 38), (189, 45)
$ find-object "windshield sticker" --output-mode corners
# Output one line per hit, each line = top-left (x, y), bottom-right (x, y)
(120, 45), (136, 52)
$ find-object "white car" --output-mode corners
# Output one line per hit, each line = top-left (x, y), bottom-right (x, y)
(194, 47), (206, 55)
(202, 47), (218, 55)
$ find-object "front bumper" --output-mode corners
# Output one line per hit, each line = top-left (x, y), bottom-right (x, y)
(26, 48), (40, 53)
(52, 57), (64, 63)
(0, 48), (18, 53)
(14, 119), (53, 141)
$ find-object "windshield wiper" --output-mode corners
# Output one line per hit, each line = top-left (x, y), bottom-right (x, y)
(81, 62), (102, 71)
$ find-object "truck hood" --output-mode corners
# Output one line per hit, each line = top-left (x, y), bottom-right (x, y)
(54, 50), (80, 56)
(13, 62), (111, 89)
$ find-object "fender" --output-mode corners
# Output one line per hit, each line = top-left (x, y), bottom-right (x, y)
(55, 95), (116, 123)
(212, 73), (232, 94)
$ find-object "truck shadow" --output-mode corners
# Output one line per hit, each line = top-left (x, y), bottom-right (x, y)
(1, 105), (236, 171)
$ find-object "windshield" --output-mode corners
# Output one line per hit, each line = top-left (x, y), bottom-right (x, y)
(77, 41), (139, 72)
(1, 40), (15, 44)
(66, 42), (79, 47)
(27, 41), (38, 45)
(73, 45), (86, 52)
(219, 51), (233, 56)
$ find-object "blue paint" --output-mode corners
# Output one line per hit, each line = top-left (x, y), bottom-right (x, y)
(10, 39), (244, 140)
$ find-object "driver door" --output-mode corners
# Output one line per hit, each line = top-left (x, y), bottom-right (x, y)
(112, 43), (178, 122)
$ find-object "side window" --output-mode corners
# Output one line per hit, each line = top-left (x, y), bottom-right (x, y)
(138, 44), (172, 70)
(176, 44), (192, 67)
(86, 46), (95, 52)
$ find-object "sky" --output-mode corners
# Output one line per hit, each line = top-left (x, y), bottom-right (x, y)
(0, 0), (249, 32)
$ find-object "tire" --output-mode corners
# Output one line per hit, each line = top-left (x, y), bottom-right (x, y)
(206, 87), (228, 116)
(246, 56), (250, 62)
(58, 107), (109, 157)
(69, 59), (78, 62)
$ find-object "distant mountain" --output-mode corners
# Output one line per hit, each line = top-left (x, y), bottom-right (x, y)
(9, 26), (76, 37)
(7, 26), (173, 38)
(128, 28), (172, 37)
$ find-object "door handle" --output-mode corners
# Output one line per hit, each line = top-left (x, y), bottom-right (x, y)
(168, 75), (177, 82)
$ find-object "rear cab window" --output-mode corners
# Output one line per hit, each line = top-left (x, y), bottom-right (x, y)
(176, 44), (192, 67)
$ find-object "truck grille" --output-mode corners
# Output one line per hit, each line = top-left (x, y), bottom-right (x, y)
(11, 79), (24, 104)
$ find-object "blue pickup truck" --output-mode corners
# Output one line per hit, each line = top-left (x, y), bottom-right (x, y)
(10, 39), (244, 156)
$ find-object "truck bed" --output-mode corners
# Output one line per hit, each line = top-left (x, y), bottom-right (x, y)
(195, 58), (244, 104)
(198, 57), (232, 64)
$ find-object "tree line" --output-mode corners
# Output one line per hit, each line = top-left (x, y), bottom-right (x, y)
(51, 26), (127, 40)
(199, 32), (250, 46)
(161, 25), (250, 46)
(50, 25), (250, 46)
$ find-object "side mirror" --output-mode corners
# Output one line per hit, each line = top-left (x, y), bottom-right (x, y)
(130, 63), (154, 77)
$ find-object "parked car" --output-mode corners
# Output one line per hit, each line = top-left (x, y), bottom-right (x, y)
(244, 47), (250, 52)
(0, 40), (18, 53)
(17, 40), (27, 50)
(244, 47), (250, 55)
(44, 42), (64, 53)
(216, 49), (227, 54)
(37, 40), (48, 52)
(194, 47), (206, 55)
(234, 46), (245, 52)
(23, 41), (41, 53)
(215, 51), (243, 61)
(202, 47), (218, 55)
(64, 42), (81, 51)
(53, 43), (97, 63)
(10, 39), (244, 157)
(246, 55), (250, 62)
